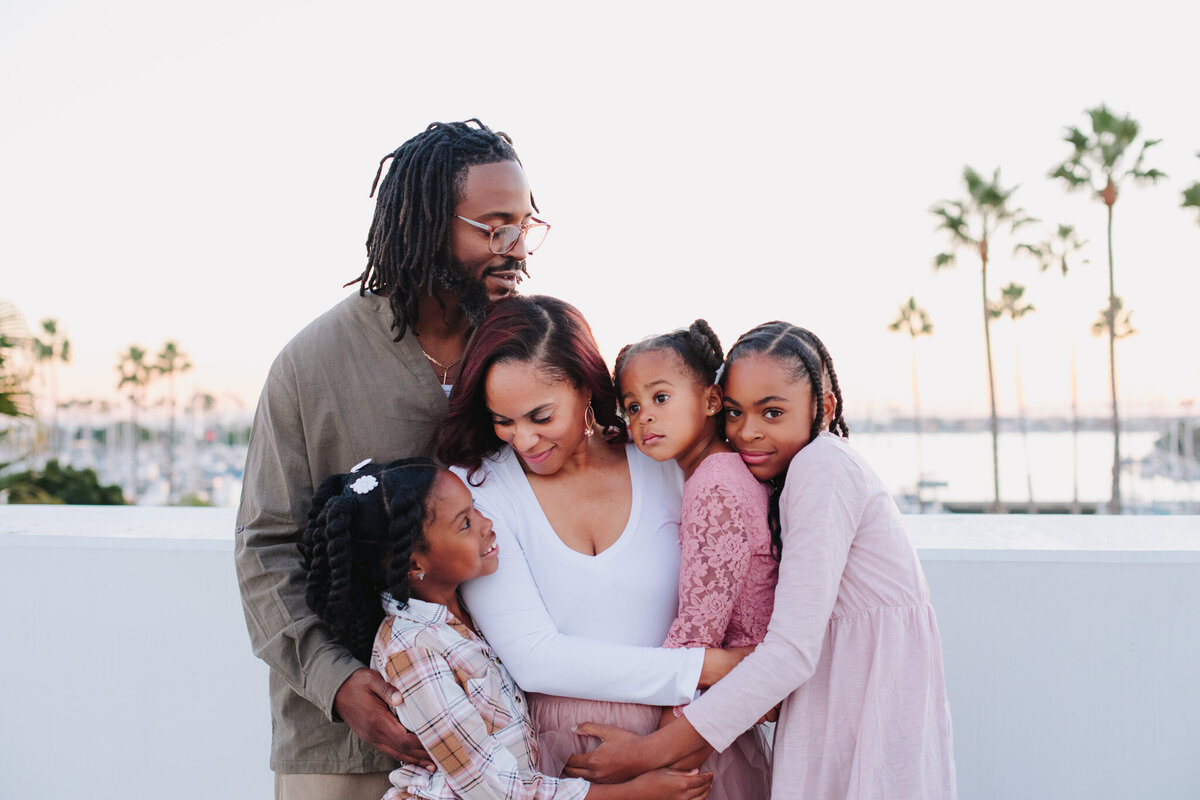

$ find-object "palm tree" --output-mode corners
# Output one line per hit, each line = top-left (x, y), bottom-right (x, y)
(154, 340), (192, 502)
(888, 297), (934, 511)
(1183, 153), (1200, 225)
(1050, 104), (1165, 513)
(1091, 296), (1137, 339)
(989, 283), (1036, 508)
(116, 345), (154, 501)
(32, 318), (71, 456)
(1016, 224), (1089, 510)
(932, 166), (1034, 511)
(0, 301), (34, 468)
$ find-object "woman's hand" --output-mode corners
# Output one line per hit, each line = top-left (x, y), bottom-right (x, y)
(564, 723), (656, 783)
(698, 645), (754, 688)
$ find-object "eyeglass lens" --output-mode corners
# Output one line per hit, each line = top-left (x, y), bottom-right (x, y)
(492, 224), (549, 255)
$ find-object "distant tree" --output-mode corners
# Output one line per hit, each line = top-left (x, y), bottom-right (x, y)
(116, 345), (154, 500)
(32, 318), (70, 454)
(1016, 223), (1089, 277)
(1050, 104), (1165, 513)
(932, 166), (1034, 511)
(888, 297), (934, 510)
(0, 459), (125, 504)
(1016, 224), (1089, 510)
(0, 302), (34, 468)
(154, 341), (192, 501)
(989, 282), (1036, 507)
(1091, 295), (1137, 339)
(1183, 153), (1200, 225)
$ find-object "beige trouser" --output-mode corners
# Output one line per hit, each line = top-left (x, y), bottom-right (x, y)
(274, 771), (393, 800)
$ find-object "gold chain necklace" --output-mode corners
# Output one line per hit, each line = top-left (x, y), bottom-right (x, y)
(421, 349), (462, 384)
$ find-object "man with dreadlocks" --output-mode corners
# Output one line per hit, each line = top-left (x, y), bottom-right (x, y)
(234, 119), (550, 800)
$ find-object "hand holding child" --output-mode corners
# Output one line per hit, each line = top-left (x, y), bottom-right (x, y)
(334, 668), (433, 769)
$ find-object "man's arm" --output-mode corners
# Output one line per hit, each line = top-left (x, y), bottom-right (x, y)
(233, 362), (429, 765)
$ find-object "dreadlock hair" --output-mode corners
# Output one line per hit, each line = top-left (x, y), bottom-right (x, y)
(722, 321), (849, 560)
(612, 318), (724, 394)
(438, 295), (628, 483)
(300, 457), (440, 664)
(351, 119), (527, 341)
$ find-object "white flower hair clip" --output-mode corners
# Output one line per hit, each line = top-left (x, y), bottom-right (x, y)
(351, 458), (373, 473)
(350, 474), (379, 495)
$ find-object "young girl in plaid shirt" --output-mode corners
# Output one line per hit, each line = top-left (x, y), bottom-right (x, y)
(301, 457), (714, 800)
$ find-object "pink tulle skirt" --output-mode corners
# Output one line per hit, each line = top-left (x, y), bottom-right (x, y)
(528, 693), (772, 800)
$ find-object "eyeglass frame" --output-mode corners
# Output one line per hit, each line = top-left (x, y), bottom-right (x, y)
(453, 214), (552, 256)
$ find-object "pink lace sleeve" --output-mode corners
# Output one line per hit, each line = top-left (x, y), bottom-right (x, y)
(663, 480), (754, 649)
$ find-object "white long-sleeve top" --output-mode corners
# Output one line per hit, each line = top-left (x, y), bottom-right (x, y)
(455, 445), (704, 705)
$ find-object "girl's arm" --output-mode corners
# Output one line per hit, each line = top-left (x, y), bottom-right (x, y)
(664, 480), (756, 649)
(660, 478), (760, 769)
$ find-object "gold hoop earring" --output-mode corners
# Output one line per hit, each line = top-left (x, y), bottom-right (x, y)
(583, 404), (596, 437)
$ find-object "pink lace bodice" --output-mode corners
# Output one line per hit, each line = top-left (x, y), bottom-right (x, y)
(663, 452), (778, 649)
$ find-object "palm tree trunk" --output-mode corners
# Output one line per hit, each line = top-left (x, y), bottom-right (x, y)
(1070, 339), (1081, 513)
(911, 337), (925, 512)
(981, 248), (1002, 511)
(1106, 202), (1121, 513)
(1014, 334), (1033, 509)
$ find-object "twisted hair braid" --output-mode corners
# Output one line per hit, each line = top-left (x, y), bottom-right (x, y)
(348, 119), (527, 341)
(793, 327), (850, 439)
(722, 321), (848, 560)
(300, 458), (440, 664)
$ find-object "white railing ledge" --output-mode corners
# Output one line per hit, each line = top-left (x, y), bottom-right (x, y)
(2, 505), (1198, 556)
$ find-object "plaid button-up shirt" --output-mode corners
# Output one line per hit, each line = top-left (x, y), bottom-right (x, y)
(372, 595), (590, 800)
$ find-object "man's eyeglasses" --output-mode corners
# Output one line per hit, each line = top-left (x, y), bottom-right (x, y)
(455, 215), (551, 256)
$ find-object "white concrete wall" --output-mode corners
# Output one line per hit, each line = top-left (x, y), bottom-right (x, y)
(1, 507), (1198, 800)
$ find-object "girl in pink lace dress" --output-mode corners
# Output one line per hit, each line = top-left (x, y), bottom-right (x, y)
(614, 320), (775, 800)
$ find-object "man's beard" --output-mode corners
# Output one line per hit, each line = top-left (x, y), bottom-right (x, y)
(432, 258), (526, 327)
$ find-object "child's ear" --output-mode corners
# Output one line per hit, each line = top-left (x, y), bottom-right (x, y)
(704, 384), (724, 416)
(821, 389), (837, 428)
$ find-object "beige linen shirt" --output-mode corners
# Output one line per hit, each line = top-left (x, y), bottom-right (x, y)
(235, 291), (449, 773)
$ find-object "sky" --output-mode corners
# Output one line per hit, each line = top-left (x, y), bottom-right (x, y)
(2, 0), (1198, 424)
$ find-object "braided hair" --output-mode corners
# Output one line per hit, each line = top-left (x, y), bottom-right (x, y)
(612, 318), (725, 394)
(722, 322), (849, 559)
(300, 457), (440, 664)
(350, 119), (527, 341)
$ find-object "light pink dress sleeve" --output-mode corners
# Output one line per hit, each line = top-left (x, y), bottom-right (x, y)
(664, 452), (775, 650)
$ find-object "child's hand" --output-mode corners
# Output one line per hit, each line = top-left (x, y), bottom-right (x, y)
(626, 768), (713, 800)
(564, 722), (653, 783)
(334, 668), (433, 769)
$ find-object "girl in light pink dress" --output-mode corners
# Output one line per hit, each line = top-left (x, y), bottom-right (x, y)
(573, 322), (957, 800)
(614, 320), (775, 800)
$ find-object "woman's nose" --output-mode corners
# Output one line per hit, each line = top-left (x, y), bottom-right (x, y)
(513, 426), (538, 451)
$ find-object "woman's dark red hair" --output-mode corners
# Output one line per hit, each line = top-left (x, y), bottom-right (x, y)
(437, 295), (627, 482)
